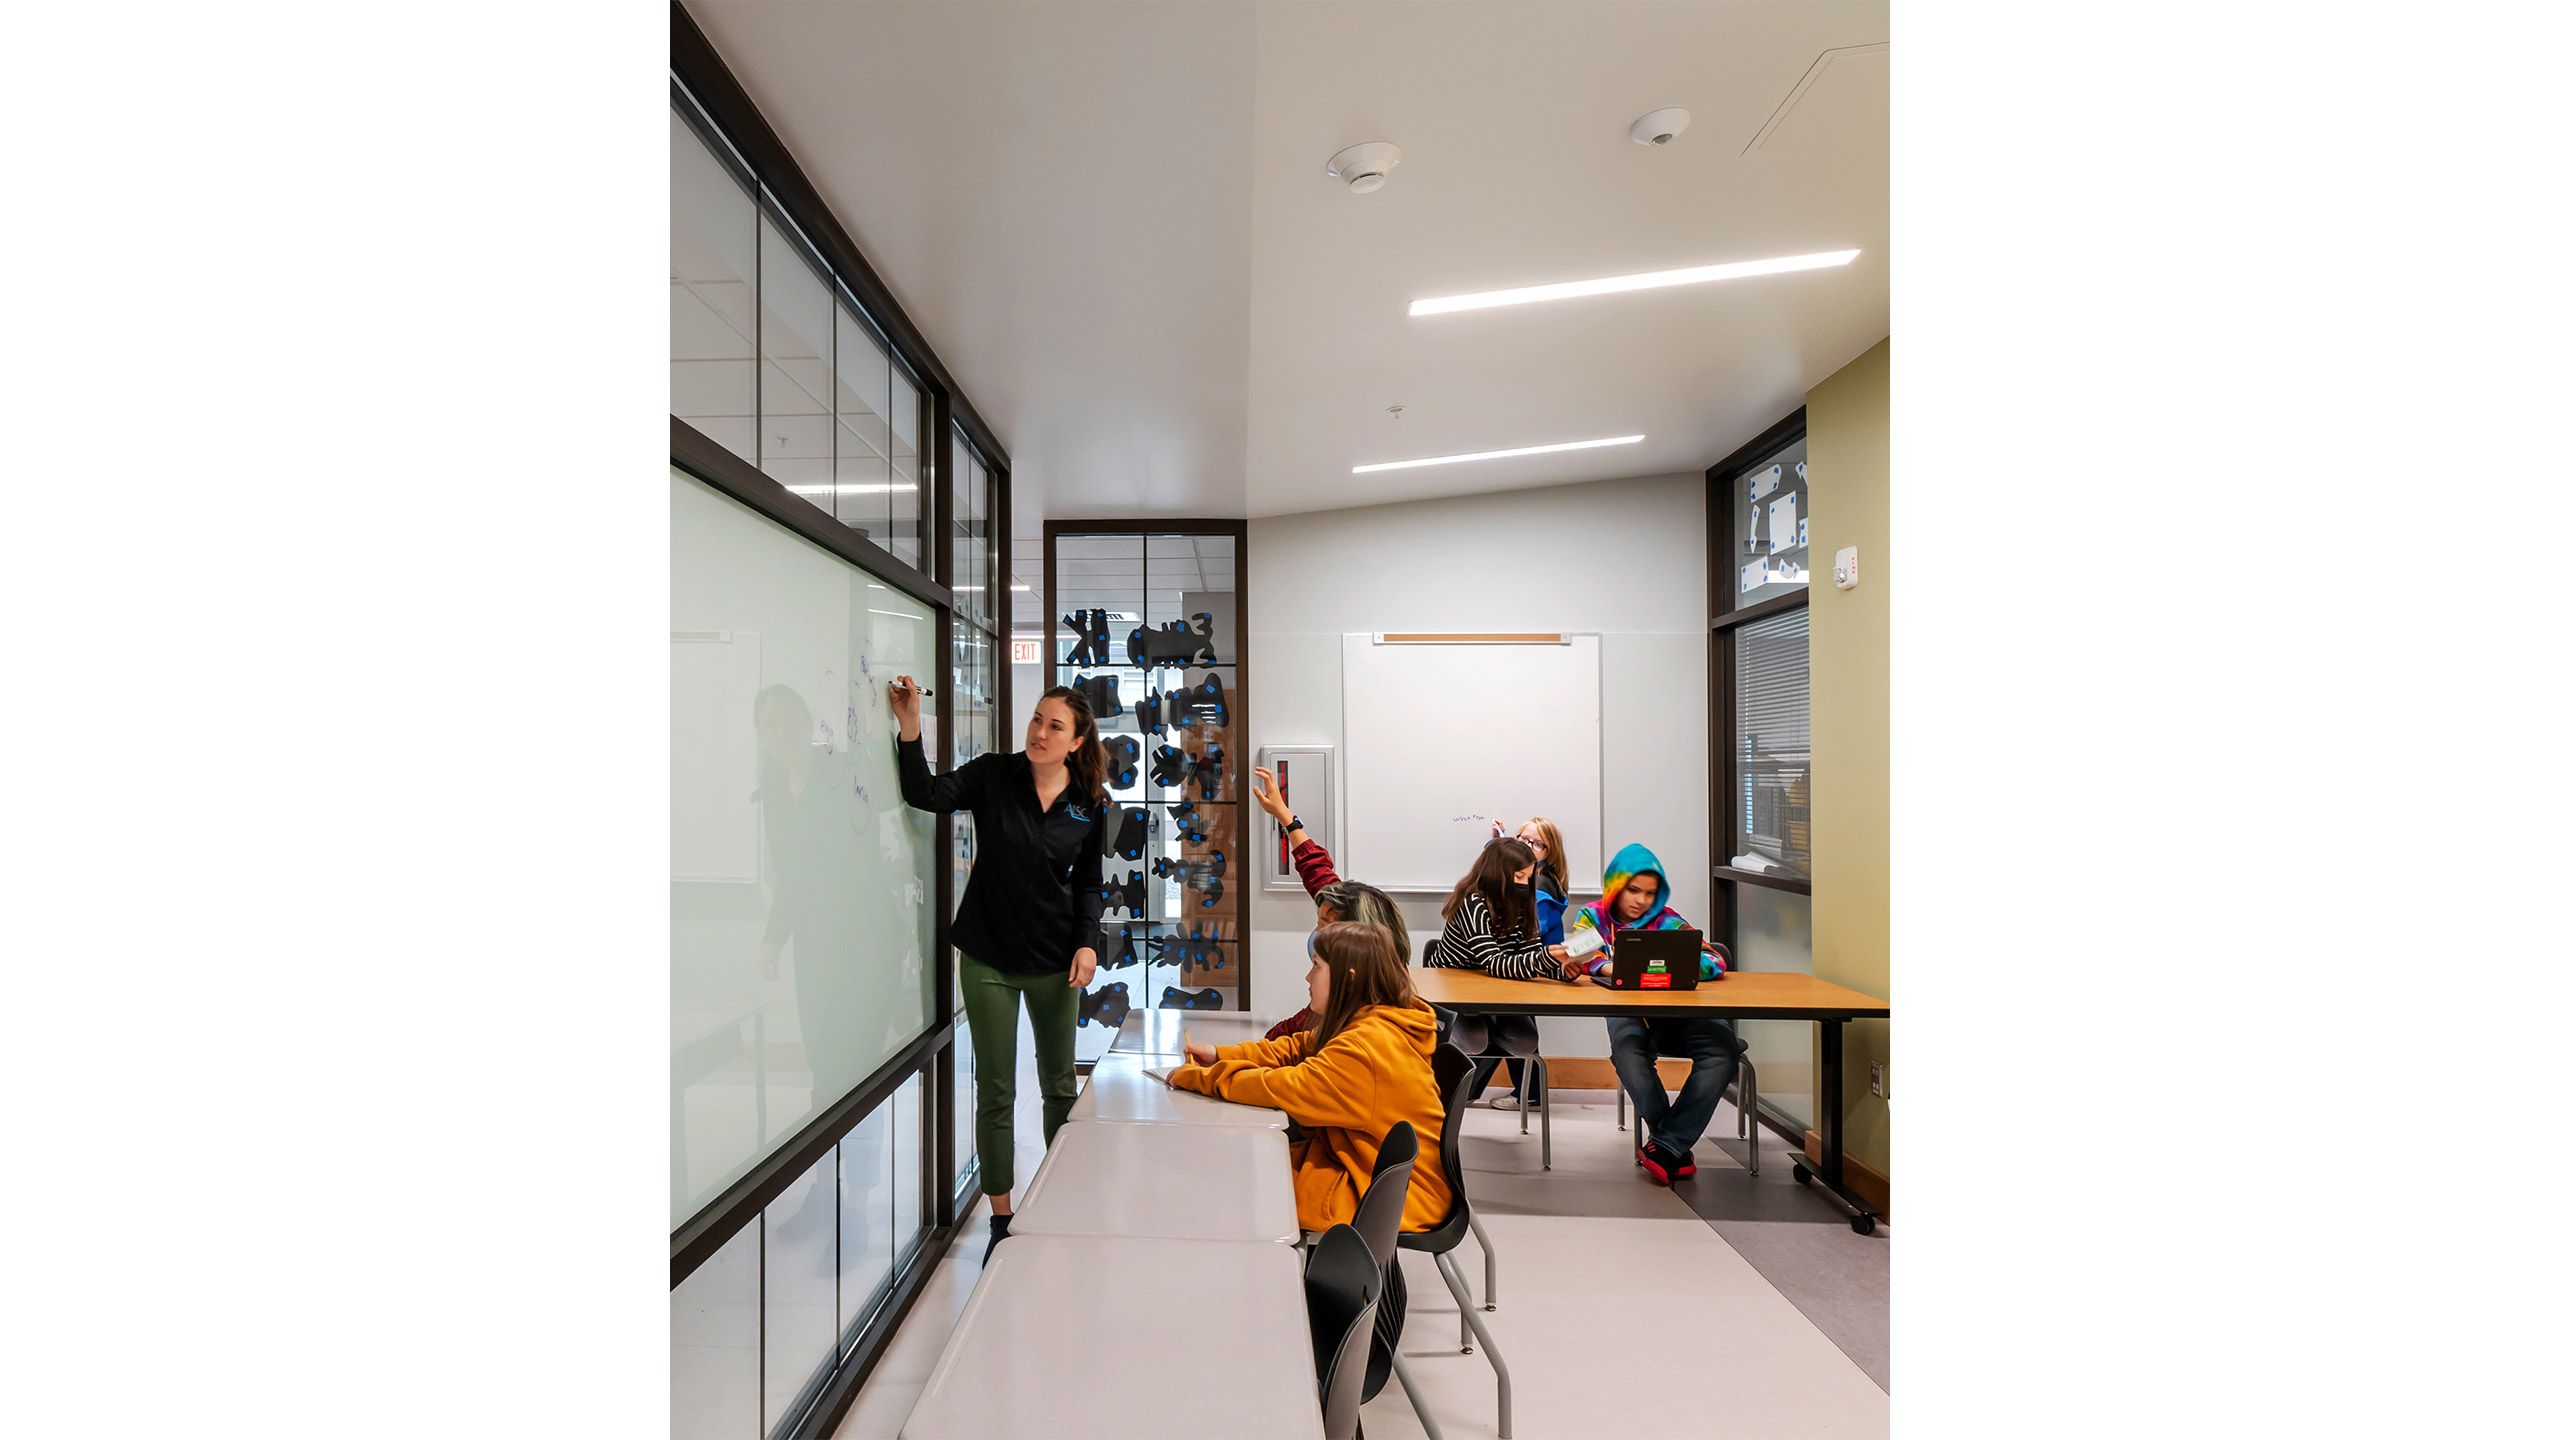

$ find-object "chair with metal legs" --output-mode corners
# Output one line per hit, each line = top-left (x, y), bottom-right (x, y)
(1304, 1225), (1383, 1440)
(1619, 1052), (1759, 1176)
(1397, 1042), (1517, 1439)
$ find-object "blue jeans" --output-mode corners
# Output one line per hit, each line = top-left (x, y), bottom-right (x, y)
(1607, 1016), (1745, 1159)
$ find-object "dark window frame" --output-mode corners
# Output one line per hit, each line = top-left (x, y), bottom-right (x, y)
(1706, 407), (1812, 959)
(671, 9), (1014, 1434)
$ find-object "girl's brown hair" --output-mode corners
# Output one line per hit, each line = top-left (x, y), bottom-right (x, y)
(1521, 816), (1568, 893)
(1307, 921), (1424, 1055)
(1442, 835), (1538, 937)
(1033, 685), (1108, 802)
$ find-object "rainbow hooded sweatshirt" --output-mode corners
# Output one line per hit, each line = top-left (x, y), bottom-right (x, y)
(1567, 842), (1727, 980)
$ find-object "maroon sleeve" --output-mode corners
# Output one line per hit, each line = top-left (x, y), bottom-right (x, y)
(1290, 836), (1342, 896)
(1262, 1007), (1318, 1040)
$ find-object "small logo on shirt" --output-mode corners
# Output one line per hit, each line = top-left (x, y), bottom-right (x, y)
(1066, 802), (1095, 823)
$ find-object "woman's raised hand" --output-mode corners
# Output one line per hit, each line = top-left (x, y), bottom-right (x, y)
(888, 674), (922, 738)
(1249, 766), (1294, 827)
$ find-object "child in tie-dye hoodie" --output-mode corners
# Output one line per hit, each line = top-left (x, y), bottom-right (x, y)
(1566, 842), (1729, 981)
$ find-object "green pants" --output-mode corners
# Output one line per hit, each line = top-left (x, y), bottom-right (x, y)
(960, 953), (1081, 1196)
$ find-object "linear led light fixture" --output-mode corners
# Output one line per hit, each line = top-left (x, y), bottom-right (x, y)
(1352, 434), (1642, 474)
(786, 483), (919, 495)
(952, 585), (1035, 593)
(1409, 249), (1858, 316)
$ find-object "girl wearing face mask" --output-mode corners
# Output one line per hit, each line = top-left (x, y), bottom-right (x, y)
(1428, 836), (1580, 1108)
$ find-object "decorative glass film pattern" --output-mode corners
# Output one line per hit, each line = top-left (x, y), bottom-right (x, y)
(1052, 531), (1242, 1059)
(1730, 437), (1810, 606)
(1733, 606), (1811, 880)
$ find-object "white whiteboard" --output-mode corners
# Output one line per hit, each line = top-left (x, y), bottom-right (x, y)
(1339, 634), (1602, 892)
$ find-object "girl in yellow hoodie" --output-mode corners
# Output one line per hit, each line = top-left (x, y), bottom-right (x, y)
(1170, 921), (1452, 1234)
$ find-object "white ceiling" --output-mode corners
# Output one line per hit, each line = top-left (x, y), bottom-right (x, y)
(688, 0), (1888, 572)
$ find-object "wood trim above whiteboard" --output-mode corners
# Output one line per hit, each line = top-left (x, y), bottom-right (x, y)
(1374, 632), (1567, 644)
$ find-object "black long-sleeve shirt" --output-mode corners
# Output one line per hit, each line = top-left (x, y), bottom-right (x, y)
(896, 736), (1106, 975)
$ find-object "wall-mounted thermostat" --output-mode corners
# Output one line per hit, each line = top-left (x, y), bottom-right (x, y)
(1833, 546), (1859, 590)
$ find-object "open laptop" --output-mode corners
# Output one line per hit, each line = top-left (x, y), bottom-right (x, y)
(1607, 929), (1704, 991)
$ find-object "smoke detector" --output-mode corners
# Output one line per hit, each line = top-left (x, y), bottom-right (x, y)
(1326, 142), (1402, 194)
(1629, 107), (1691, 147)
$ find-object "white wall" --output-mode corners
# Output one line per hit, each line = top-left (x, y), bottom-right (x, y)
(1246, 471), (1710, 1054)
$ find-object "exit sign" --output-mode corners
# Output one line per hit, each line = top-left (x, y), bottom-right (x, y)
(1011, 638), (1040, 664)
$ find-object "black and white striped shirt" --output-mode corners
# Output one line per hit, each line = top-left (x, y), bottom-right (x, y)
(1430, 891), (1562, 981)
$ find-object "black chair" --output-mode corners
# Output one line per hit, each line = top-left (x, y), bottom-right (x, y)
(1346, 1124), (1421, 1421)
(1397, 1042), (1515, 1439)
(1304, 1224), (1381, 1440)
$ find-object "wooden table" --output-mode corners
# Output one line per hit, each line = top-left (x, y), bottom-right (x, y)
(898, 1234), (1323, 1439)
(1413, 967), (1891, 1233)
(1009, 1118), (1301, 1244)
(1067, 1052), (1290, 1129)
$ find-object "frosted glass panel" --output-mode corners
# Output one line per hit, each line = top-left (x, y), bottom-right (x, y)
(1732, 882), (1814, 1133)
(673, 469), (936, 1227)
(671, 1221), (759, 1440)
(892, 1073), (925, 1266)
(838, 1101), (895, 1351)
(763, 1152), (837, 1432)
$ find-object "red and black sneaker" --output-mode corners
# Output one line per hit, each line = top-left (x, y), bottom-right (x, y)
(1637, 1140), (1697, 1186)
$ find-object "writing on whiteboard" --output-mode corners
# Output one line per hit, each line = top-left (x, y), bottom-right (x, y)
(1452, 814), (1484, 823)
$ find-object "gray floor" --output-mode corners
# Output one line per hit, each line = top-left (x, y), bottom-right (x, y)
(1469, 1086), (1890, 1392)
(831, 1062), (1889, 1437)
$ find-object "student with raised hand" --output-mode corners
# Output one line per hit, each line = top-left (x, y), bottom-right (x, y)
(1170, 921), (1451, 1234)
(1429, 836), (1580, 1108)
(890, 678), (1107, 1258)
(1568, 843), (1744, 1186)
(1248, 765), (1413, 1041)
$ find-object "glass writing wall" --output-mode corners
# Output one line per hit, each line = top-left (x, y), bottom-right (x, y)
(671, 470), (936, 1228)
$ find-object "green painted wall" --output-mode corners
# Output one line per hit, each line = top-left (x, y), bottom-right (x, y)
(1806, 338), (1890, 1178)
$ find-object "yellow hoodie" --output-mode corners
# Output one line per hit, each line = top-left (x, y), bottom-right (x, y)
(1170, 1002), (1451, 1234)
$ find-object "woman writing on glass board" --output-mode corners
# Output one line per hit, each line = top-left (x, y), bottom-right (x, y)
(890, 676), (1107, 1260)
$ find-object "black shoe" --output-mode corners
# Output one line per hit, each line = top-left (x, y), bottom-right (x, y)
(984, 1212), (1012, 1264)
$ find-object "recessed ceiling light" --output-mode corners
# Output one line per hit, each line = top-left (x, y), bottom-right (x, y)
(1409, 249), (1858, 316)
(1352, 434), (1643, 474)
(786, 483), (920, 495)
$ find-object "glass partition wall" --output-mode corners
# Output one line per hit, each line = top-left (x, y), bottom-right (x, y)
(1047, 524), (1250, 1059)
(671, 35), (1009, 1439)
(1708, 418), (1817, 1136)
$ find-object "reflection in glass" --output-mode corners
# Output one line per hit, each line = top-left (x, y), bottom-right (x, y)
(671, 1220), (759, 1440)
(1733, 607), (1811, 880)
(1730, 437), (1810, 606)
(759, 212), (835, 499)
(1731, 882), (1814, 1133)
(763, 1149), (837, 1431)
(952, 1014), (978, 1191)
(832, 303), (896, 544)
(670, 109), (758, 467)
(673, 471), (936, 1227)
(889, 367), (924, 573)
(838, 1101), (894, 1353)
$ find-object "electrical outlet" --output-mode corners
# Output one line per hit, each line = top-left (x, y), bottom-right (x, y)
(1869, 1061), (1885, 1098)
